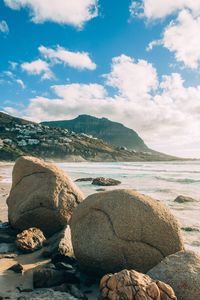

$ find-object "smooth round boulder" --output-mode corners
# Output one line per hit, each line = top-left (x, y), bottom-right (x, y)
(70, 189), (184, 275)
(148, 251), (200, 300)
(7, 156), (84, 236)
(99, 269), (177, 300)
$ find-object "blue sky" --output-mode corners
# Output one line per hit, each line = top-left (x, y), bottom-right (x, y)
(0, 0), (200, 157)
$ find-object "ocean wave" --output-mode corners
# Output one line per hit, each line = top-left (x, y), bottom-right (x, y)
(155, 176), (200, 184)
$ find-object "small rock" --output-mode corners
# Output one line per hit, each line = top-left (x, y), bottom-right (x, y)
(96, 188), (106, 192)
(99, 269), (177, 300)
(0, 253), (17, 259)
(51, 253), (77, 266)
(174, 195), (196, 203)
(53, 283), (69, 293)
(8, 263), (23, 273)
(75, 178), (94, 182)
(16, 228), (46, 252)
(67, 285), (87, 299)
(92, 177), (121, 186)
(33, 267), (80, 288)
(182, 226), (200, 232)
(55, 262), (74, 271)
(33, 268), (65, 288)
(19, 288), (33, 293)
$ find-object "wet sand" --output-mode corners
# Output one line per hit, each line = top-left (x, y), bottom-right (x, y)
(0, 164), (12, 222)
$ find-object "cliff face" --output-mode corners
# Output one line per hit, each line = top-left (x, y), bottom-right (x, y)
(42, 115), (148, 151)
(0, 112), (179, 162)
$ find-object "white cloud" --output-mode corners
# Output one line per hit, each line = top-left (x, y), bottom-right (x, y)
(130, 0), (200, 20)
(0, 20), (9, 33)
(147, 10), (200, 69)
(104, 55), (158, 99)
(9, 61), (18, 70)
(146, 40), (162, 52)
(162, 10), (200, 69)
(4, 0), (98, 28)
(15, 79), (26, 89)
(15, 55), (200, 158)
(39, 46), (96, 70)
(1, 70), (25, 89)
(3, 106), (20, 116)
(21, 59), (54, 80)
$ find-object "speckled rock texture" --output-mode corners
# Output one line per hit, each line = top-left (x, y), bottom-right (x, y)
(71, 189), (184, 275)
(148, 250), (200, 300)
(7, 156), (84, 236)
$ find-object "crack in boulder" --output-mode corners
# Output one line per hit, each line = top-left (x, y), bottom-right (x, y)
(92, 207), (165, 257)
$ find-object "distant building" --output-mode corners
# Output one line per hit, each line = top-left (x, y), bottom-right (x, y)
(28, 139), (40, 145)
(3, 138), (13, 145)
(18, 140), (27, 147)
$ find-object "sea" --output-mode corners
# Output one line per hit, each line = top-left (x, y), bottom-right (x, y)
(0, 161), (200, 253)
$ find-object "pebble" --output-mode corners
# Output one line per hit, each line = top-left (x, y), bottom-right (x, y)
(8, 263), (23, 273)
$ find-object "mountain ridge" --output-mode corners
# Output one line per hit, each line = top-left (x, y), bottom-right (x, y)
(42, 114), (149, 151)
(0, 112), (180, 162)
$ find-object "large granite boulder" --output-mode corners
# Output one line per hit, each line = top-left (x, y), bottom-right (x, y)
(148, 251), (200, 300)
(71, 189), (184, 275)
(7, 156), (84, 236)
(99, 269), (177, 300)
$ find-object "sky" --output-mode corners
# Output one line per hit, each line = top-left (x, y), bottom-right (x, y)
(0, 0), (200, 158)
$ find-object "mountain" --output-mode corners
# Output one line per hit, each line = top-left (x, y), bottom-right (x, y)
(0, 112), (179, 162)
(42, 115), (148, 151)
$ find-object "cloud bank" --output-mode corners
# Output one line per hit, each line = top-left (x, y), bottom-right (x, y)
(5, 54), (199, 158)
(4, 0), (98, 28)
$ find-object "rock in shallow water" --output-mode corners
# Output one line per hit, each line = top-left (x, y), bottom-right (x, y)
(99, 269), (177, 300)
(7, 156), (84, 236)
(71, 189), (184, 275)
(16, 227), (46, 252)
(92, 177), (121, 186)
(174, 195), (196, 203)
(148, 250), (200, 300)
(75, 178), (94, 182)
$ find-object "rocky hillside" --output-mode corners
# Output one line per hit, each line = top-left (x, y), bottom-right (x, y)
(42, 114), (148, 151)
(0, 112), (179, 161)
